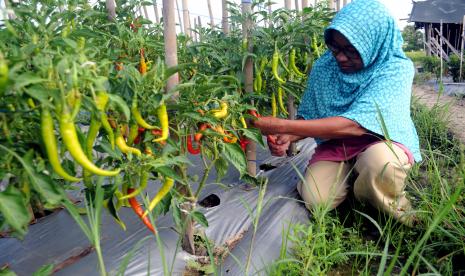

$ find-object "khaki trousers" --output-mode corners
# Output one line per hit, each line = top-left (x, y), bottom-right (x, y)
(297, 142), (414, 225)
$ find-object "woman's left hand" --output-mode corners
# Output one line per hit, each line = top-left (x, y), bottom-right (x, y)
(251, 116), (286, 135)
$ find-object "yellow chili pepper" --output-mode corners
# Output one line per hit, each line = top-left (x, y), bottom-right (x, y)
(289, 49), (306, 78)
(272, 50), (286, 84)
(271, 91), (277, 117)
(240, 116), (247, 129)
(41, 108), (81, 182)
(211, 101), (228, 119)
(152, 104), (169, 142)
(143, 177), (175, 216)
(139, 49), (147, 75)
(59, 111), (120, 176)
(277, 86), (288, 115)
(131, 96), (156, 129)
(118, 171), (149, 200)
(116, 131), (142, 156)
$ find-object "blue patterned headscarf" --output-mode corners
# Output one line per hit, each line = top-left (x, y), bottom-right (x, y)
(297, 0), (421, 161)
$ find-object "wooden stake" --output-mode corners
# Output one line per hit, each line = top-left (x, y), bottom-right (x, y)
(182, 0), (191, 37)
(163, 0), (180, 93)
(105, 0), (116, 21)
(222, 0), (229, 35)
(460, 15), (465, 82)
(268, 0), (273, 27)
(143, 5), (149, 20)
(207, 0), (215, 29)
(162, 0), (195, 255)
(152, 0), (160, 23)
(295, 0), (299, 11)
(440, 20), (443, 83)
(241, 0), (256, 177)
(285, 0), (292, 9)
(302, 0), (309, 8)
(175, 0), (184, 33)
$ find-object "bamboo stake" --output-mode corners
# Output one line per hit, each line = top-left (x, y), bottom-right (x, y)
(198, 16), (202, 41)
(440, 20), (443, 84)
(241, 0), (256, 177)
(295, 0), (299, 12)
(4, 0), (17, 19)
(268, 0), (273, 27)
(285, 0), (292, 9)
(460, 15), (465, 82)
(175, 0), (184, 33)
(143, 5), (149, 20)
(182, 0), (190, 37)
(162, 0), (196, 255)
(193, 17), (198, 42)
(152, 0), (160, 23)
(302, 0), (309, 8)
(207, 0), (214, 29)
(105, 0), (116, 21)
(222, 0), (229, 35)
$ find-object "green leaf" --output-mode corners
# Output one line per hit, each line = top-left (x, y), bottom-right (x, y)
(214, 156), (228, 182)
(108, 94), (130, 121)
(153, 166), (184, 184)
(242, 128), (265, 148)
(23, 85), (57, 108)
(32, 264), (54, 276)
(221, 142), (247, 175)
(0, 185), (30, 236)
(172, 199), (182, 229)
(0, 146), (64, 206)
(14, 73), (45, 90)
(0, 267), (18, 276)
(191, 210), (208, 227)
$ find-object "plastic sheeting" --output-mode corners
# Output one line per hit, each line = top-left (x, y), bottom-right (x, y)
(0, 138), (316, 275)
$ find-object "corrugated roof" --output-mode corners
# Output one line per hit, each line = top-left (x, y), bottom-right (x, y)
(409, 0), (465, 24)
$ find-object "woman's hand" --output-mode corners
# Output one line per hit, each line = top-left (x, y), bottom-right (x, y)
(267, 134), (293, 156)
(251, 116), (286, 135)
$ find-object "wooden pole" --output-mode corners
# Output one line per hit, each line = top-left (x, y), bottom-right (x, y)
(294, 0), (299, 11)
(175, 0), (184, 33)
(222, 0), (229, 34)
(162, 0), (196, 255)
(143, 5), (149, 20)
(182, 0), (191, 37)
(285, 0), (292, 9)
(460, 15), (465, 82)
(152, 0), (160, 23)
(193, 17), (198, 42)
(302, 0), (309, 8)
(283, 0), (297, 156)
(440, 20), (443, 83)
(242, 0), (256, 177)
(197, 16), (203, 41)
(105, 0), (116, 21)
(207, 0), (215, 29)
(268, 0), (273, 27)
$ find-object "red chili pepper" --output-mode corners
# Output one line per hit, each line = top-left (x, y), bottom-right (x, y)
(194, 123), (209, 142)
(187, 135), (201, 155)
(248, 110), (260, 118)
(240, 138), (250, 151)
(134, 127), (145, 145)
(127, 188), (155, 233)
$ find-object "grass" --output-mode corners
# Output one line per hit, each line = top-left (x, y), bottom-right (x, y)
(268, 98), (465, 275)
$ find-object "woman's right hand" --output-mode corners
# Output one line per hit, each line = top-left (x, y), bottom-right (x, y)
(267, 134), (293, 156)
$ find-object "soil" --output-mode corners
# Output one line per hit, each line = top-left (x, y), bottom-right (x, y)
(412, 84), (465, 143)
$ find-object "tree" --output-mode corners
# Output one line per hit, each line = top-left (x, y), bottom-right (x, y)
(402, 25), (424, 52)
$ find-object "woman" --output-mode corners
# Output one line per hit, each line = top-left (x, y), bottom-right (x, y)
(253, 0), (421, 225)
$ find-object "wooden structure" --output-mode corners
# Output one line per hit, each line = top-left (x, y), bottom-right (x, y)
(409, 0), (465, 62)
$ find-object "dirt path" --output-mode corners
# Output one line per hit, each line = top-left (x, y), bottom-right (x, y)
(412, 84), (465, 143)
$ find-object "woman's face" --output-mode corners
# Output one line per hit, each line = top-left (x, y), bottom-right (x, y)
(326, 30), (364, 73)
